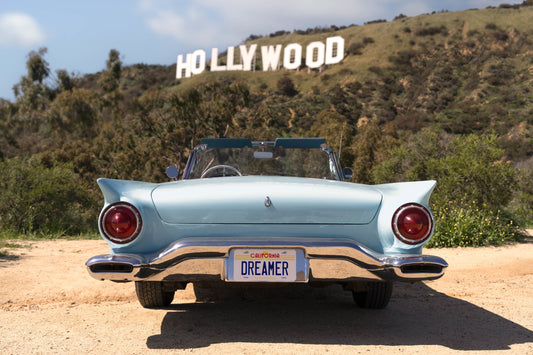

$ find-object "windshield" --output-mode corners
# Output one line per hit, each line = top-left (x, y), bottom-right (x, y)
(185, 142), (339, 180)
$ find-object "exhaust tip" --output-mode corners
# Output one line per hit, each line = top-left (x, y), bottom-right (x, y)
(89, 263), (133, 274)
(400, 263), (444, 274)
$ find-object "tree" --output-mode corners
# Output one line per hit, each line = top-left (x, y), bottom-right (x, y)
(310, 108), (353, 164)
(170, 88), (203, 150)
(56, 70), (74, 92)
(12, 47), (52, 110)
(26, 47), (50, 84)
(97, 49), (124, 120)
(98, 49), (122, 93)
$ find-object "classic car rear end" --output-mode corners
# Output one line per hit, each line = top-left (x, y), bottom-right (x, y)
(87, 138), (447, 309)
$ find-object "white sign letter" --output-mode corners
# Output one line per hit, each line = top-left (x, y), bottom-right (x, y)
(240, 44), (257, 71)
(191, 49), (206, 75)
(306, 41), (325, 69)
(261, 45), (282, 71)
(176, 53), (192, 79)
(325, 36), (345, 65)
(227, 46), (243, 71)
(211, 48), (226, 72)
(283, 43), (302, 70)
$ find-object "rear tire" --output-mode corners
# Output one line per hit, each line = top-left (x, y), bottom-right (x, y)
(135, 281), (175, 308)
(352, 281), (393, 309)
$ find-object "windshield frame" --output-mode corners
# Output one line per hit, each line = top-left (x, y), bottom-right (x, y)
(182, 139), (344, 181)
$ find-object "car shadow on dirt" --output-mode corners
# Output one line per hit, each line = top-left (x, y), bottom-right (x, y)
(146, 282), (533, 351)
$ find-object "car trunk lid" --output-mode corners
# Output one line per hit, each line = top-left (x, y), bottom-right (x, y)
(151, 176), (381, 225)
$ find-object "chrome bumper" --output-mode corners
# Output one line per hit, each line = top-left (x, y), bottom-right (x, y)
(86, 237), (447, 283)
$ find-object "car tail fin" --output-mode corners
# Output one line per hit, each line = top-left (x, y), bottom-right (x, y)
(97, 178), (157, 204)
(374, 180), (436, 206)
(97, 178), (121, 204)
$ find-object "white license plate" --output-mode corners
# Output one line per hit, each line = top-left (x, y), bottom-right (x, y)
(231, 249), (297, 282)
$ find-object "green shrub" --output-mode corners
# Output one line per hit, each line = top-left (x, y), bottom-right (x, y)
(414, 26), (448, 36)
(277, 76), (298, 97)
(347, 42), (365, 55)
(427, 200), (522, 247)
(0, 157), (95, 236)
(374, 129), (517, 212)
(374, 129), (524, 247)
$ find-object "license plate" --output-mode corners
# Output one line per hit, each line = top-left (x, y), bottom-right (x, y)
(230, 249), (298, 282)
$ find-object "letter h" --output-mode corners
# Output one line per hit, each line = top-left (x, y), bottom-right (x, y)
(176, 54), (192, 79)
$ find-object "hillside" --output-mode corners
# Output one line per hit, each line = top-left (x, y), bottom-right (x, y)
(0, 3), (532, 238)
(174, 5), (532, 96)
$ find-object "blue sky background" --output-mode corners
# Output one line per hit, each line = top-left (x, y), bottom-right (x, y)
(0, 0), (523, 101)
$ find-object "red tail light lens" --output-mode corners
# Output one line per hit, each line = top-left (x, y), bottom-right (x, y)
(101, 202), (142, 244)
(392, 203), (433, 245)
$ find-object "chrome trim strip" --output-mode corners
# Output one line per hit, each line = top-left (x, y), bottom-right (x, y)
(86, 237), (447, 282)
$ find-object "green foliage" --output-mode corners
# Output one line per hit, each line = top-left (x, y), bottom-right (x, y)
(277, 75), (298, 97)
(310, 109), (354, 165)
(56, 70), (74, 92)
(414, 25), (448, 36)
(98, 49), (122, 93)
(374, 129), (523, 247)
(508, 166), (533, 224)
(0, 158), (94, 235)
(12, 48), (53, 111)
(26, 48), (50, 84)
(374, 129), (517, 209)
(46, 88), (100, 138)
(436, 134), (516, 210)
(350, 118), (396, 183)
(427, 201), (522, 247)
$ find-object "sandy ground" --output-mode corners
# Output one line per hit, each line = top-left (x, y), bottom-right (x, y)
(0, 235), (532, 354)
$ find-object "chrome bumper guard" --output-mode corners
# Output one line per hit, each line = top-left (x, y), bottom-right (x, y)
(86, 237), (447, 283)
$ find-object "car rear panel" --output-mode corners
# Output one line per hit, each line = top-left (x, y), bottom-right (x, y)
(96, 178), (436, 255)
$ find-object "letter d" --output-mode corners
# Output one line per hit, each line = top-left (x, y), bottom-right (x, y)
(241, 261), (247, 275)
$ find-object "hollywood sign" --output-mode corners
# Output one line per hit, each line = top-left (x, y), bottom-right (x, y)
(176, 36), (344, 79)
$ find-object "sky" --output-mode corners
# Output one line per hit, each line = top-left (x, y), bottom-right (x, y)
(0, 0), (523, 101)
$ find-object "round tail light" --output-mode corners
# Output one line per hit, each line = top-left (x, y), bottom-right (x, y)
(392, 203), (433, 245)
(100, 202), (142, 244)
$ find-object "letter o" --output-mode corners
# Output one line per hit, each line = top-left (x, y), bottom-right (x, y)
(283, 43), (302, 70)
(306, 41), (325, 69)
(191, 49), (206, 75)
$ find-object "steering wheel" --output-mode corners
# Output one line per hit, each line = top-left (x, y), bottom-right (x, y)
(200, 165), (243, 178)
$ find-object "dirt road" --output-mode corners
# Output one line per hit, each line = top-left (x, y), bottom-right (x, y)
(1, 238), (532, 354)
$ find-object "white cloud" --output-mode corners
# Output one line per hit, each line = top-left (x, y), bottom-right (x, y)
(139, 0), (389, 49)
(397, 1), (433, 17)
(141, 0), (520, 50)
(147, 11), (186, 39)
(0, 12), (46, 47)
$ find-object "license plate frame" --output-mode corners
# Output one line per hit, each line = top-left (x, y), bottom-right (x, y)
(227, 248), (308, 282)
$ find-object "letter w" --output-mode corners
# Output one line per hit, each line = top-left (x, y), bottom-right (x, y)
(261, 45), (282, 71)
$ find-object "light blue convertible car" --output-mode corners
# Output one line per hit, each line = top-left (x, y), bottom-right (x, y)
(86, 138), (447, 309)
